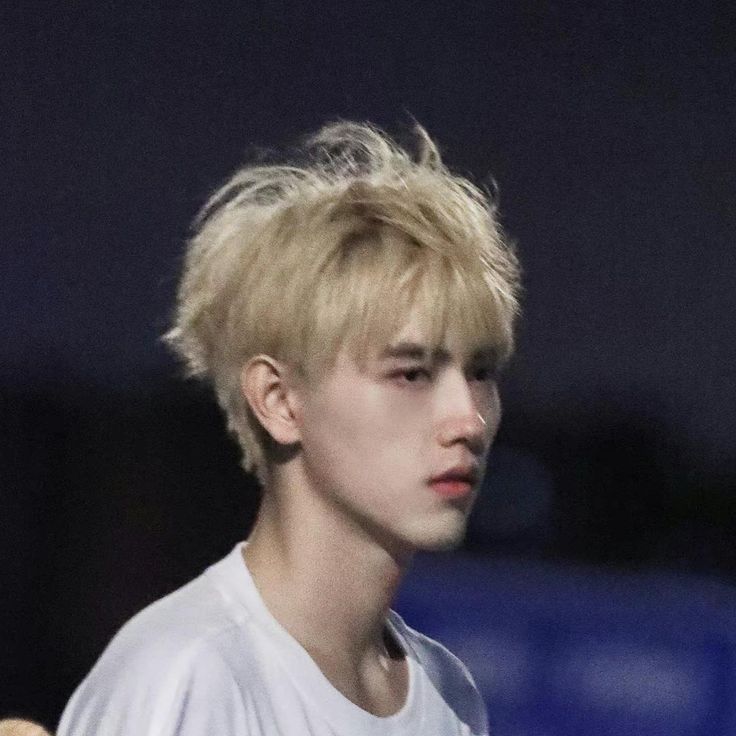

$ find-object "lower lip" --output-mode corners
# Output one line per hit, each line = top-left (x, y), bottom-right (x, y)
(430, 480), (473, 499)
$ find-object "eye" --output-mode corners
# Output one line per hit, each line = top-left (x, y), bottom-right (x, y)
(469, 365), (498, 382)
(394, 367), (432, 384)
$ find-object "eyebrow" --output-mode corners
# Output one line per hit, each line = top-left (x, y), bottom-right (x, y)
(378, 341), (501, 365)
(379, 342), (446, 361)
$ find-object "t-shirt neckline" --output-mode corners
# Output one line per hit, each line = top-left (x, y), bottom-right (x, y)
(207, 542), (424, 734)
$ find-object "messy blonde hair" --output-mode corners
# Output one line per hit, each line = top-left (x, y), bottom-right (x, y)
(164, 121), (521, 484)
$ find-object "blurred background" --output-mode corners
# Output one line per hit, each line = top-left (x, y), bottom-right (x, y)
(2, 1), (735, 734)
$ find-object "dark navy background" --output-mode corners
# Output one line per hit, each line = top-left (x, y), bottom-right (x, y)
(2, 1), (735, 731)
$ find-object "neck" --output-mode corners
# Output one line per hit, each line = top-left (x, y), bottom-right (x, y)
(242, 469), (413, 668)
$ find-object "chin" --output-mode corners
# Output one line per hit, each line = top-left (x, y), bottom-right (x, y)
(404, 512), (469, 552)
(419, 530), (466, 552)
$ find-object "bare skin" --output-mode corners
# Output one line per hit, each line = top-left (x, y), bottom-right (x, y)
(241, 315), (500, 716)
(242, 505), (409, 716)
(0, 720), (52, 736)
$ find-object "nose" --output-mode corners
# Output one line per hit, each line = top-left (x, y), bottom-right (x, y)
(437, 413), (487, 455)
(435, 373), (492, 456)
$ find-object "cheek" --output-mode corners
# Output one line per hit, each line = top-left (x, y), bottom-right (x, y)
(332, 380), (423, 436)
(305, 385), (425, 484)
(302, 384), (390, 465)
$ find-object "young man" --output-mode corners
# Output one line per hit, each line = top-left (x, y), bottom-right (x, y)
(58, 122), (520, 735)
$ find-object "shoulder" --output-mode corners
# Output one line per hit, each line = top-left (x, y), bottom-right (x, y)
(58, 573), (258, 735)
(389, 610), (489, 735)
(390, 610), (478, 694)
(92, 571), (251, 684)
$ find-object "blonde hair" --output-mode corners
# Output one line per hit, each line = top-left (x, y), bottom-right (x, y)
(164, 121), (521, 484)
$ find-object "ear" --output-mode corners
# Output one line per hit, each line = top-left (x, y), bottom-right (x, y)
(240, 355), (303, 446)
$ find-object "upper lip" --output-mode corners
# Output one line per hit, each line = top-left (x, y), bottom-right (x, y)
(429, 465), (479, 484)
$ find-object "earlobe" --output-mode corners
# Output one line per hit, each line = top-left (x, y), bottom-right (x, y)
(240, 356), (302, 446)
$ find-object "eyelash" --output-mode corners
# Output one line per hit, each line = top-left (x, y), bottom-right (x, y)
(394, 368), (431, 384)
(392, 366), (497, 384)
(471, 366), (496, 382)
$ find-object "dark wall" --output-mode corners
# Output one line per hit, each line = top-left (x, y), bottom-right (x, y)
(2, 0), (735, 727)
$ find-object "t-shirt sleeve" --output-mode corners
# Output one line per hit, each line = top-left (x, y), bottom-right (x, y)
(462, 665), (490, 736)
(396, 619), (490, 736)
(57, 637), (254, 736)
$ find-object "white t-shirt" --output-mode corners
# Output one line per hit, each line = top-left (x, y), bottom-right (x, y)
(58, 543), (489, 735)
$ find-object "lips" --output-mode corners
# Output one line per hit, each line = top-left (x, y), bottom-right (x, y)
(428, 465), (479, 498)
